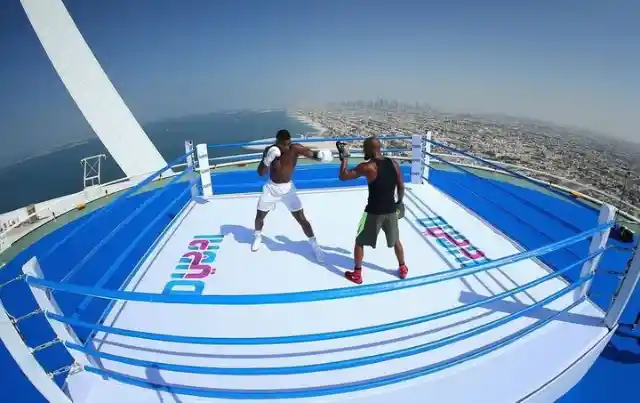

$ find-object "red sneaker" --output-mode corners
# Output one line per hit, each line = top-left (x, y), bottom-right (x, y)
(345, 269), (363, 284)
(399, 264), (408, 279)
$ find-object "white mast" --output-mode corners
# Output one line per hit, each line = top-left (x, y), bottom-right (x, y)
(20, 0), (171, 177)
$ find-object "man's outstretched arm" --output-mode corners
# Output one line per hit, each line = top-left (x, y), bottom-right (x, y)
(339, 160), (369, 181)
(292, 143), (323, 161)
(336, 141), (362, 180)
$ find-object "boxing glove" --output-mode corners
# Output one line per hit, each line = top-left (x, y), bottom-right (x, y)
(396, 201), (405, 219)
(336, 141), (350, 161)
(316, 149), (334, 162)
(263, 145), (281, 166)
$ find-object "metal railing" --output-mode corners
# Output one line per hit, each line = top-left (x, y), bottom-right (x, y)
(429, 152), (640, 222)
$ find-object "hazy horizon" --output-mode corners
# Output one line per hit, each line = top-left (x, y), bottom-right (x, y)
(1, 0), (638, 165)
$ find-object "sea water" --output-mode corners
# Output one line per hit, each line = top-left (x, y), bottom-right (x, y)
(0, 110), (315, 214)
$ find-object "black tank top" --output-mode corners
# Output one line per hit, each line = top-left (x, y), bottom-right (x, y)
(365, 158), (397, 214)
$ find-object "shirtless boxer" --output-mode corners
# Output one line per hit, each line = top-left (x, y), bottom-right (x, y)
(337, 136), (408, 284)
(253, 129), (332, 262)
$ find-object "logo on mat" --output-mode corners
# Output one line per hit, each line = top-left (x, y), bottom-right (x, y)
(162, 234), (224, 295)
(417, 215), (489, 267)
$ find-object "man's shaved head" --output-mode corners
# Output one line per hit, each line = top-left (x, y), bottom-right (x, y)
(363, 136), (381, 160)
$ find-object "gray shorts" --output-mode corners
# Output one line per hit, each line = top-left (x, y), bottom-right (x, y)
(355, 212), (399, 248)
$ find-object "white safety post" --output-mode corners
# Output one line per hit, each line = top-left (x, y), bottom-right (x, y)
(185, 141), (199, 200)
(22, 257), (97, 369)
(424, 131), (432, 181)
(0, 300), (72, 403)
(411, 134), (424, 184)
(576, 203), (616, 300)
(196, 144), (213, 198)
(604, 246), (640, 328)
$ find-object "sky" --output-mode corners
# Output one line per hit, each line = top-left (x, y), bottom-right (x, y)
(0, 0), (639, 163)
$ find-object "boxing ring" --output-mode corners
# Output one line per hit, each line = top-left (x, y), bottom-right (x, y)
(1, 135), (639, 403)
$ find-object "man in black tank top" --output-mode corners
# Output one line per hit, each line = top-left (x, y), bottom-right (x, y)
(336, 137), (408, 284)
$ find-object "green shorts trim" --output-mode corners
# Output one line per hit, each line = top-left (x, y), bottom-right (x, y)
(355, 212), (399, 248)
(356, 213), (369, 236)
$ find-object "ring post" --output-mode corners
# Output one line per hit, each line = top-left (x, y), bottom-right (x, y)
(424, 131), (432, 181)
(576, 203), (616, 300)
(604, 246), (640, 328)
(411, 134), (424, 184)
(185, 141), (198, 200)
(22, 257), (98, 369)
(196, 143), (213, 198)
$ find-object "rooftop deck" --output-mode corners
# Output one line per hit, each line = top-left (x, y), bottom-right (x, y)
(1, 136), (638, 403)
(60, 183), (613, 402)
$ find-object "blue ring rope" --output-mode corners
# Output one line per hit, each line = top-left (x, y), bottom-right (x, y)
(209, 133), (587, 236)
(64, 276), (588, 376)
(207, 135), (412, 149)
(413, 176), (582, 262)
(424, 150), (585, 235)
(83, 190), (198, 346)
(381, 147), (408, 153)
(41, 151), (191, 260)
(81, 296), (586, 399)
(72, 182), (194, 318)
(413, 171), (569, 258)
(59, 169), (191, 284)
(420, 157), (584, 261)
(34, 135), (606, 396)
(426, 137), (596, 212)
(209, 153), (261, 163)
(25, 222), (611, 305)
(46, 248), (601, 345)
(207, 147), (410, 167)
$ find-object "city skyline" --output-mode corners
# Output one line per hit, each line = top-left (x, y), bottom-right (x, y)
(0, 0), (639, 164)
(300, 104), (640, 210)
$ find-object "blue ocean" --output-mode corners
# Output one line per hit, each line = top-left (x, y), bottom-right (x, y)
(0, 110), (315, 214)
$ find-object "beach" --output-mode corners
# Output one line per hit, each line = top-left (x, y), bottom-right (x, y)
(290, 111), (328, 135)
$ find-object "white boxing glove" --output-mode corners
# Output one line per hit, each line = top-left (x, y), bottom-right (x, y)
(316, 149), (333, 163)
(263, 145), (281, 165)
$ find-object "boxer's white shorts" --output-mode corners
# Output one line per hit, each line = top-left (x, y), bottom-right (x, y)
(257, 180), (303, 212)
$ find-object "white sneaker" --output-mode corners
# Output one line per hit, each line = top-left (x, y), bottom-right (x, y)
(310, 239), (324, 262)
(251, 233), (262, 251)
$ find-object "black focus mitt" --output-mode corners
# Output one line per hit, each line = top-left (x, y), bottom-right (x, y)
(336, 141), (350, 161)
(610, 224), (634, 243)
(396, 201), (405, 219)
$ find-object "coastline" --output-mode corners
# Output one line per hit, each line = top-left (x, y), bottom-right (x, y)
(290, 111), (328, 136)
(1, 110), (313, 229)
